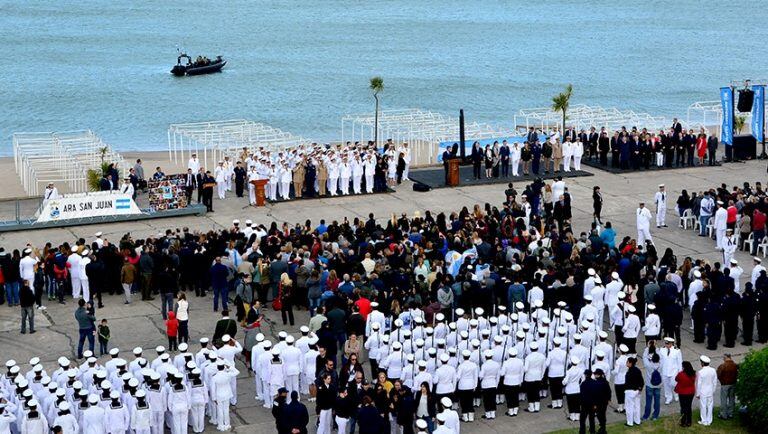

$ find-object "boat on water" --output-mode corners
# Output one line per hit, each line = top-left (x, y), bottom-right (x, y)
(171, 53), (226, 76)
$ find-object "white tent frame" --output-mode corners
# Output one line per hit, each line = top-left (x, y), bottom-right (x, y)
(341, 109), (516, 166)
(13, 130), (126, 196)
(513, 104), (668, 134)
(168, 119), (311, 169)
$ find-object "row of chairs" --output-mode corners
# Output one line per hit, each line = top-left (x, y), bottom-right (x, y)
(678, 209), (768, 257)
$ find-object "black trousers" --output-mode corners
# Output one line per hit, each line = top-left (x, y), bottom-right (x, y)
(458, 389), (473, 414)
(708, 149), (717, 165)
(202, 190), (213, 211)
(706, 323), (721, 350)
(196, 186), (203, 203)
(473, 162), (481, 179)
(615, 384), (625, 405)
(742, 315), (754, 344)
(567, 393), (581, 413)
(482, 387), (497, 411)
(235, 179), (244, 197)
(525, 381), (541, 403)
(679, 394), (693, 426)
(504, 385), (520, 409)
(549, 376), (564, 400)
(580, 406), (606, 434)
(281, 303), (294, 326)
(724, 318), (738, 345)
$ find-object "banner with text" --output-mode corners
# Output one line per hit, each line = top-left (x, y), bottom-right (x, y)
(751, 85), (764, 143)
(37, 191), (141, 223)
(720, 86), (734, 145)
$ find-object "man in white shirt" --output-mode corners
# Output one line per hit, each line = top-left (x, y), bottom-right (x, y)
(722, 230), (738, 266)
(67, 248), (82, 300)
(636, 202), (653, 246)
(43, 182), (60, 207)
(187, 153), (201, 174)
(695, 355), (718, 426)
(728, 259), (744, 294)
(214, 161), (227, 200)
(659, 337), (682, 404)
(456, 350), (478, 421)
(438, 398), (460, 434)
(751, 257), (765, 287)
(478, 351), (501, 419)
(19, 248), (37, 289)
(654, 184), (668, 228)
(523, 342), (546, 413)
(713, 201), (728, 250)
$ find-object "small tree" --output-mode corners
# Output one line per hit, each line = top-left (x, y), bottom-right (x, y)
(736, 346), (768, 429)
(552, 84), (573, 134)
(370, 76), (384, 145)
(735, 115), (747, 134)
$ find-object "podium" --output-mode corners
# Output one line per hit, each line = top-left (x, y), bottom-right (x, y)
(250, 179), (269, 206)
(447, 159), (460, 187)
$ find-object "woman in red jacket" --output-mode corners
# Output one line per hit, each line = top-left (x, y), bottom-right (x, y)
(674, 361), (697, 427)
(696, 133), (708, 165)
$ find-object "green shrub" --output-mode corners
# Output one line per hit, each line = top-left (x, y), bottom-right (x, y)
(86, 169), (102, 191)
(735, 346), (768, 429)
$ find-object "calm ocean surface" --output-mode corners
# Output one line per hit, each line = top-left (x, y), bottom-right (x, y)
(1, 0), (767, 154)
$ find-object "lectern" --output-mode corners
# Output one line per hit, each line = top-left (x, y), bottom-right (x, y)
(447, 159), (460, 187)
(250, 179), (269, 206)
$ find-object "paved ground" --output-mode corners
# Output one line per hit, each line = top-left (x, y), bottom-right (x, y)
(1, 159), (766, 433)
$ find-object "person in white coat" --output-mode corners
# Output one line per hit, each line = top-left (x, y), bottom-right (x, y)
(400, 143), (412, 180)
(214, 162), (228, 200)
(499, 348), (524, 416)
(561, 138), (573, 172)
(636, 202), (653, 246)
(339, 160), (351, 195)
(21, 400), (49, 434)
(562, 357), (584, 421)
(437, 398), (460, 434)
(713, 201), (728, 250)
(0, 403), (16, 434)
(52, 402), (79, 434)
(279, 163), (292, 200)
(130, 390), (152, 434)
(105, 391), (130, 434)
(188, 370), (208, 433)
(167, 376), (190, 434)
(572, 139), (584, 170)
(78, 250), (91, 303)
(363, 154), (376, 194)
(215, 336), (242, 405)
(545, 338), (567, 409)
(67, 250), (82, 300)
(81, 394), (106, 434)
(119, 177), (135, 199)
(722, 230), (738, 266)
(210, 360), (238, 431)
(695, 355), (718, 426)
(643, 305), (661, 341)
(267, 164), (279, 202)
(654, 184), (667, 228)
(478, 351), (500, 419)
(327, 159), (340, 196)
(523, 341), (546, 413)
(659, 337), (682, 405)
(728, 259), (744, 294)
(281, 336), (302, 397)
(351, 156), (364, 194)
(456, 350), (478, 421)
(187, 154), (201, 174)
(751, 257), (766, 287)
(510, 143), (521, 177)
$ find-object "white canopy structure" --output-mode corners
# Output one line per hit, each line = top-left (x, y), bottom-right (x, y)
(513, 104), (668, 134)
(341, 109), (516, 166)
(167, 119), (310, 169)
(13, 130), (125, 196)
(687, 99), (768, 135)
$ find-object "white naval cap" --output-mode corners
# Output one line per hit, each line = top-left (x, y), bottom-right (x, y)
(286, 336), (295, 344)
(221, 334), (231, 342)
(300, 326), (310, 333)
(570, 356), (580, 365)
(440, 397), (453, 408)
(664, 337), (675, 343)
(529, 342), (539, 350)
(178, 342), (188, 352)
(700, 355), (711, 364)
(461, 350), (471, 358)
(455, 308), (465, 317)
(626, 305), (636, 313)
(200, 337), (210, 344)
(88, 394), (99, 404)
(587, 268), (596, 276)
(58, 402), (70, 412)
(595, 350), (605, 358)
(611, 272), (619, 279)
(110, 390), (121, 399)
(132, 347), (143, 355)
(29, 357), (40, 365)
(619, 344), (629, 353)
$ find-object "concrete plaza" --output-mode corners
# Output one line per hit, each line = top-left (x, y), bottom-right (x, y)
(0, 158), (765, 433)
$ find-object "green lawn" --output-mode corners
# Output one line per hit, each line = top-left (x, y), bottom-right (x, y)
(547, 409), (748, 434)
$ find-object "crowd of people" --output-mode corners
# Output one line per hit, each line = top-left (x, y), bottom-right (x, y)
(4, 172), (767, 434)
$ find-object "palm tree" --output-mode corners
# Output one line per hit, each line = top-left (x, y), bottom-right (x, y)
(370, 76), (384, 145)
(551, 84), (573, 134)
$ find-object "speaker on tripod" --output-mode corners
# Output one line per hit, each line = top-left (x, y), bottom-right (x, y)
(738, 88), (755, 112)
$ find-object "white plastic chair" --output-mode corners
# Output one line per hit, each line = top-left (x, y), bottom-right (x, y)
(679, 209), (695, 230)
(758, 236), (768, 258)
(742, 232), (754, 252)
(706, 217), (715, 238)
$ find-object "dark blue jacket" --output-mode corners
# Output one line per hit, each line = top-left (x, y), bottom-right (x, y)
(209, 263), (229, 288)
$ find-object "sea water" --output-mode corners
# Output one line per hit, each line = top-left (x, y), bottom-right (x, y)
(1, 0), (766, 154)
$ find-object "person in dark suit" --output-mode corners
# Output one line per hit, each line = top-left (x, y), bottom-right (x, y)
(672, 118), (683, 138)
(593, 186), (603, 225)
(610, 132), (620, 168)
(233, 162), (247, 197)
(530, 141), (542, 175)
(564, 127), (577, 143)
(442, 145), (454, 184)
(526, 127), (538, 146)
(500, 140), (510, 177)
(471, 141), (483, 179)
(707, 135), (719, 165)
(588, 127), (600, 161)
(183, 169), (196, 204)
(202, 171), (215, 212)
(598, 131), (610, 166)
(99, 174), (112, 191)
(195, 168), (205, 203)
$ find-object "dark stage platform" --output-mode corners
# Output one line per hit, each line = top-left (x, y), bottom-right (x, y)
(409, 165), (593, 189)
(580, 157), (717, 174)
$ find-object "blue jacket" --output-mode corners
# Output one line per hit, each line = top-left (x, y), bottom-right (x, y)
(209, 263), (229, 288)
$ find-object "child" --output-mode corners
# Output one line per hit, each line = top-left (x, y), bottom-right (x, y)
(97, 319), (110, 356)
(166, 311), (179, 351)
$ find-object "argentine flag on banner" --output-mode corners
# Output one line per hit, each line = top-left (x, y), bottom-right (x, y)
(446, 247), (478, 277)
